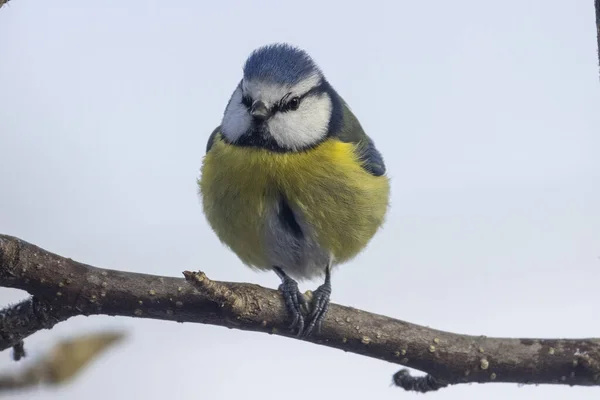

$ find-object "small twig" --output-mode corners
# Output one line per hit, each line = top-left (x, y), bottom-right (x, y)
(392, 369), (449, 393)
(595, 0), (600, 79)
(0, 297), (76, 352)
(183, 270), (244, 315)
(12, 341), (25, 361)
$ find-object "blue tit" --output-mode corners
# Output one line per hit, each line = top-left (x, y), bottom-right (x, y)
(199, 43), (390, 337)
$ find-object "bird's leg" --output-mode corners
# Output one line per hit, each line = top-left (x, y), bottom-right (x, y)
(274, 266), (309, 336)
(302, 263), (332, 337)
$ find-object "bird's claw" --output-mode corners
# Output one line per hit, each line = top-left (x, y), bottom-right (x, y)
(302, 284), (331, 337)
(275, 266), (331, 338)
(278, 277), (309, 336)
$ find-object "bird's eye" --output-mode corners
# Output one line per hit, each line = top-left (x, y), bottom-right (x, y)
(241, 95), (252, 108)
(288, 97), (300, 111)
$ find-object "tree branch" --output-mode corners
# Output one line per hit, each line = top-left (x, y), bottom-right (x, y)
(0, 234), (599, 392)
(0, 297), (75, 351)
(595, 0), (600, 79)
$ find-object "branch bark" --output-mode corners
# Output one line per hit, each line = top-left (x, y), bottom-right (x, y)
(0, 234), (599, 392)
(595, 0), (600, 78)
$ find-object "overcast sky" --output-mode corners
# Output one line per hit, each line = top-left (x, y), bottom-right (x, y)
(1, 1), (599, 399)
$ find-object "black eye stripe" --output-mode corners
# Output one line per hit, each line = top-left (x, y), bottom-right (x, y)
(277, 85), (324, 112)
(280, 93), (292, 104)
(241, 94), (252, 108)
(241, 83), (325, 113)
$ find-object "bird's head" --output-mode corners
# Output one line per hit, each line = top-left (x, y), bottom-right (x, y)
(220, 43), (341, 152)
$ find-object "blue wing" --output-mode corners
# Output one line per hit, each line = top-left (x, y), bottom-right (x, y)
(206, 126), (220, 153)
(356, 136), (386, 177)
(335, 101), (386, 177)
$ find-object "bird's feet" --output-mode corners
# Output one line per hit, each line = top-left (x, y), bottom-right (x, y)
(275, 267), (308, 336)
(302, 268), (331, 337)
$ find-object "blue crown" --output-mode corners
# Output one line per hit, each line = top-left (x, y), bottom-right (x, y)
(243, 43), (322, 86)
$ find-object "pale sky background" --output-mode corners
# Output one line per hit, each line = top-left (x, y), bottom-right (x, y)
(1, 0), (599, 399)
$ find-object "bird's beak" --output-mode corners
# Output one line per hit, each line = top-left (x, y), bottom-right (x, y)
(250, 100), (270, 120)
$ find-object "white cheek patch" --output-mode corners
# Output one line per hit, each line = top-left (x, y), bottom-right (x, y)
(268, 94), (332, 150)
(221, 86), (251, 142)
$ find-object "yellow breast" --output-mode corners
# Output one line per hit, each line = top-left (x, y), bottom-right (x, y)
(199, 135), (390, 270)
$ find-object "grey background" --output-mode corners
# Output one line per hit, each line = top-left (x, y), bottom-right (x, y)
(0, 0), (599, 399)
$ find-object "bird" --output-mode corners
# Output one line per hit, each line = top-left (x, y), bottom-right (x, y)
(198, 43), (390, 337)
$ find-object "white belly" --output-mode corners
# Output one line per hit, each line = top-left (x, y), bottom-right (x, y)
(262, 199), (331, 282)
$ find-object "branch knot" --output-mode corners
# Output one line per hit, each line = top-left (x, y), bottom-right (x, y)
(183, 271), (244, 315)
